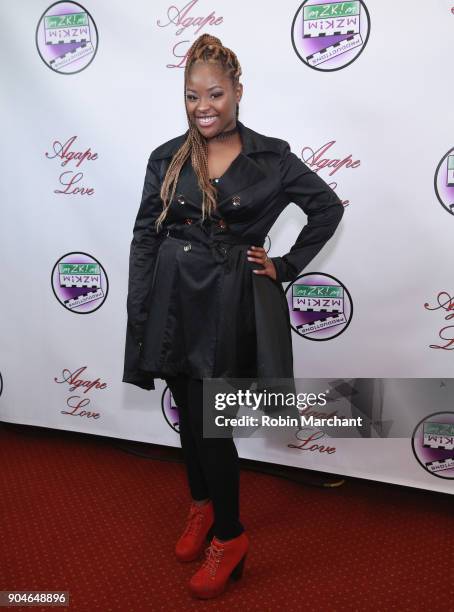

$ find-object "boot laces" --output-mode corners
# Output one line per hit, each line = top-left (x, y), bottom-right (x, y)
(183, 506), (205, 537)
(202, 541), (224, 577)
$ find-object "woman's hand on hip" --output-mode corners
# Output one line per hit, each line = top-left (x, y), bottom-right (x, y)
(247, 246), (277, 281)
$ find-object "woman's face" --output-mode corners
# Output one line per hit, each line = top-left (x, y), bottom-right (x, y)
(185, 61), (242, 138)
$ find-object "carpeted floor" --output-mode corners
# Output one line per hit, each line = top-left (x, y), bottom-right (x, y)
(0, 422), (452, 611)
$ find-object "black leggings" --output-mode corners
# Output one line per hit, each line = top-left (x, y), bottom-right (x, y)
(164, 374), (244, 540)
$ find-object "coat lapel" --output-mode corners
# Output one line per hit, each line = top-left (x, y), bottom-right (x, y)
(214, 152), (266, 207)
(149, 121), (282, 209)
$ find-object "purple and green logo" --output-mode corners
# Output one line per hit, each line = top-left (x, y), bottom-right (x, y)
(286, 272), (353, 340)
(412, 412), (454, 479)
(162, 386), (180, 433)
(36, 1), (98, 74)
(291, 0), (370, 71)
(434, 147), (454, 216)
(51, 252), (108, 313)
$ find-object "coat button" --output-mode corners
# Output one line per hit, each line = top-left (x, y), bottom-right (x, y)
(183, 243), (191, 252)
(177, 194), (185, 205)
(232, 195), (241, 206)
(217, 219), (227, 230)
(184, 218), (193, 225)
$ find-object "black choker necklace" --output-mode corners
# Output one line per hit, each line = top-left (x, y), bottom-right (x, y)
(207, 124), (239, 141)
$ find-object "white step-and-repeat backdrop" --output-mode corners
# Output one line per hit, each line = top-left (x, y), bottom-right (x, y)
(1, 0), (453, 494)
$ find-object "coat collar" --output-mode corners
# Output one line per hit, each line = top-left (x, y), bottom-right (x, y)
(149, 121), (282, 160)
(149, 121), (281, 208)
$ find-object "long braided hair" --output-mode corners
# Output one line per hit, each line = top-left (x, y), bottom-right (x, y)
(155, 34), (242, 232)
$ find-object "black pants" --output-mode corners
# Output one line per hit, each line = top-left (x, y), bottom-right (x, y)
(164, 374), (244, 540)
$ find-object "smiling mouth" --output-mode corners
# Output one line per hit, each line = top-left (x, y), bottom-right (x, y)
(196, 116), (218, 127)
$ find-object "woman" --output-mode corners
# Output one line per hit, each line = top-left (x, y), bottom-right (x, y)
(123, 34), (344, 599)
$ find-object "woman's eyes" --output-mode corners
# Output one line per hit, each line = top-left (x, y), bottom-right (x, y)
(186, 93), (223, 101)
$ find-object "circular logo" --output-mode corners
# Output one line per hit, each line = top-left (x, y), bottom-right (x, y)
(291, 0), (370, 71)
(162, 386), (180, 433)
(434, 147), (454, 216)
(51, 252), (108, 313)
(36, 1), (98, 74)
(286, 272), (353, 340)
(412, 412), (454, 479)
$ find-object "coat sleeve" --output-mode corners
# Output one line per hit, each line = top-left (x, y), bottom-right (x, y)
(270, 141), (344, 283)
(122, 154), (165, 390)
(126, 154), (165, 339)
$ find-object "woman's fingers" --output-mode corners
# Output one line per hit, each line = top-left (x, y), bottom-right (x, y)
(247, 246), (276, 280)
(247, 245), (267, 263)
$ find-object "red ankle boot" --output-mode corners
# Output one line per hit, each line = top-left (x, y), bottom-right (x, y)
(188, 532), (249, 599)
(175, 501), (214, 562)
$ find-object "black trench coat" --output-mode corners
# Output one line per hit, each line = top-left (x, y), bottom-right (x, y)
(123, 121), (344, 391)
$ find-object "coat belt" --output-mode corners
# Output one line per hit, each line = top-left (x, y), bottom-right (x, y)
(164, 222), (265, 269)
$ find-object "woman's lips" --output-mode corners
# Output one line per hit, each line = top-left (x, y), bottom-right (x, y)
(196, 116), (218, 127)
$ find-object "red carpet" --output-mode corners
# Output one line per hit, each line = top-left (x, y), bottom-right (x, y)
(0, 423), (452, 611)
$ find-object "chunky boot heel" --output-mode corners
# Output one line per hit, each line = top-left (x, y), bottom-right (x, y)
(189, 532), (249, 599)
(231, 553), (247, 581)
(175, 501), (214, 562)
